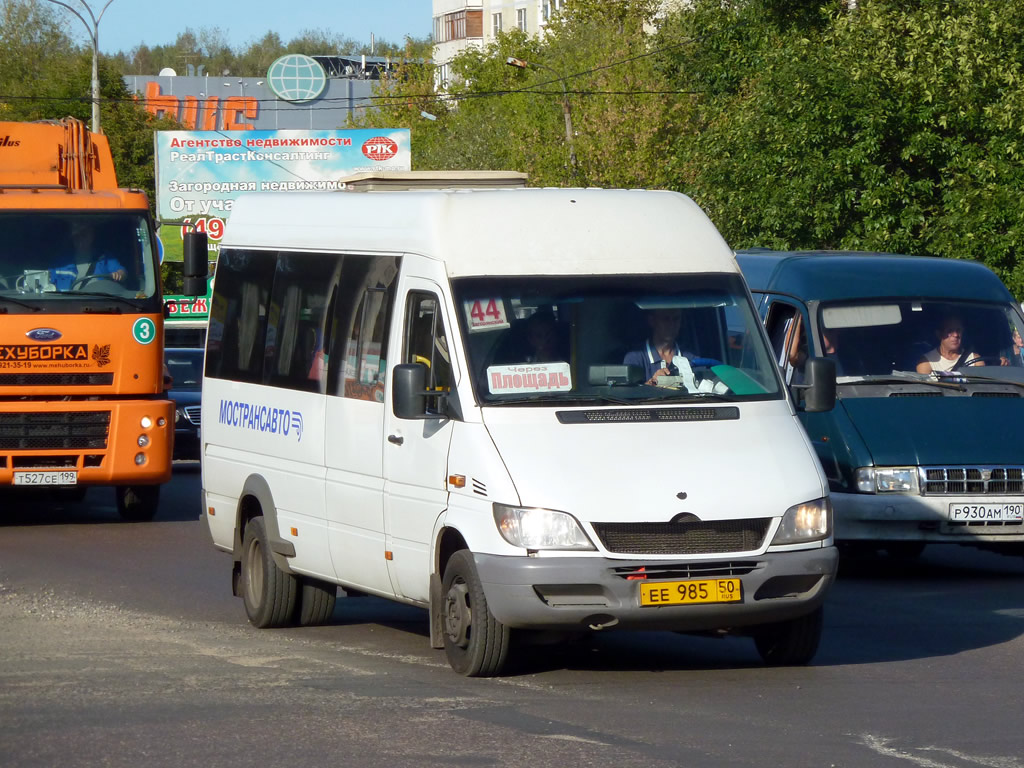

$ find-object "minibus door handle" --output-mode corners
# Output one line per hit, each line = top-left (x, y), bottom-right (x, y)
(387, 434), (404, 446)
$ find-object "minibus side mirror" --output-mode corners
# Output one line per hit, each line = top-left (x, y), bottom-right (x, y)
(794, 357), (837, 412)
(394, 362), (459, 420)
(182, 230), (209, 297)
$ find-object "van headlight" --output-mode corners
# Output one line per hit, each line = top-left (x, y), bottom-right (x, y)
(855, 467), (920, 494)
(771, 498), (832, 545)
(493, 503), (595, 550)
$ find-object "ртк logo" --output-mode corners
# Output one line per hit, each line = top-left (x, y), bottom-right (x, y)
(362, 136), (398, 161)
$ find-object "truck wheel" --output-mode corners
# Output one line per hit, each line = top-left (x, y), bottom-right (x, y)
(241, 516), (297, 628)
(295, 577), (337, 626)
(753, 607), (824, 666)
(441, 550), (510, 677)
(116, 485), (160, 522)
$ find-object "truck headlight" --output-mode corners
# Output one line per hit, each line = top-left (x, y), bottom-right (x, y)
(855, 467), (920, 494)
(493, 503), (595, 551)
(771, 497), (831, 545)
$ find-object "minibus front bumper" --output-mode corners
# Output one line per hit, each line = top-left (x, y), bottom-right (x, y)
(472, 547), (837, 632)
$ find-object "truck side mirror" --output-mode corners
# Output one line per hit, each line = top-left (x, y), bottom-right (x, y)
(182, 230), (209, 297)
(393, 363), (429, 419)
(799, 357), (837, 412)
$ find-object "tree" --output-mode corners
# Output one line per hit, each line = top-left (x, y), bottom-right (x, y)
(659, 0), (1024, 297)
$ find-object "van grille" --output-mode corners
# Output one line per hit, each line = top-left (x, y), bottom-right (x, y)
(922, 466), (1024, 495)
(593, 519), (770, 555)
(0, 411), (110, 450)
(557, 407), (739, 424)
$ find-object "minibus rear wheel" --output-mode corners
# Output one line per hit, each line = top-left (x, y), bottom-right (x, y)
(241, 516), (297, 628)
(442, 550), (510, 677)
(295, 577), (337, 626)
(753, 606), (823, 666)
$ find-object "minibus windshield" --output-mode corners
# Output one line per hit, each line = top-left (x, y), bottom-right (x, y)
(453, 273), (783, 405)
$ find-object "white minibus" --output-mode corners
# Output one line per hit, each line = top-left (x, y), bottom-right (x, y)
(198, 186), (839, 676)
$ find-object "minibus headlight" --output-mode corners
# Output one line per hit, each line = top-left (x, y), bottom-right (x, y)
(772, 497), (831, 545)
(493, 504), (595, 551)
(855, 467), (919, 494)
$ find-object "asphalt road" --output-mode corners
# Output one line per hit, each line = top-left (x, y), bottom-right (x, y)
(2, 465), (1024, 768)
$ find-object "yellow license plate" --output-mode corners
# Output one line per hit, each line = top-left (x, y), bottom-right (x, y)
(639, 578), (742, 606)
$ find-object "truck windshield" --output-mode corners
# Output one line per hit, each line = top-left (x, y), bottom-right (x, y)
(0, 212), (158, 301)
(816, 299), (1024, 378)
(453, 273), (783, 405)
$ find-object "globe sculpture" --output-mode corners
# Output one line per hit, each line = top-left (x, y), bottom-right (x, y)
(267, 54), (328, 103)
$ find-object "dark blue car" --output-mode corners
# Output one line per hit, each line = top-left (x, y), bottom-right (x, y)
(164, 347), (204, 461)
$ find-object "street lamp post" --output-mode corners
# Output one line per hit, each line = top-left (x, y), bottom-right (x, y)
(44, 0), (117, 133)
(506, 56), (578, 183)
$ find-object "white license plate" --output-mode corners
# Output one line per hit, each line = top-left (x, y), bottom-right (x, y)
(13, 471), (78, 486)
(949, 503), (1024, 522)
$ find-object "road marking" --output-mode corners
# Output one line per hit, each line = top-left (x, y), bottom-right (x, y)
(918, 747), (1024, 768)
(858, 735), (1024, 768)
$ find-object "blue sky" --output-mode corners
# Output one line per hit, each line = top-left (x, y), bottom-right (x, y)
(71, 0), (432, 54)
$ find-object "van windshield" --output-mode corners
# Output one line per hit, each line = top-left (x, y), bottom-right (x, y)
(816, 299), (1024, 380)
(453, 273), (783, 405)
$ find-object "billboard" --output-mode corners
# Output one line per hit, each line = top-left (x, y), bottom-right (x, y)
(155, 128), (412, 261)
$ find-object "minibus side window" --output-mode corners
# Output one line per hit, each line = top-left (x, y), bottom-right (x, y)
(325, 255), (399, 402)
(205, 249), (276, 383)
(404, 292), (452, 409)
(262, 253), (340, 393)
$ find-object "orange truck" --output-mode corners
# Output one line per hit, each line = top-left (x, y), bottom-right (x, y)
(0, 117), (193, 520)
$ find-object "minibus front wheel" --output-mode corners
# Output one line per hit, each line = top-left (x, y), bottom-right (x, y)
(241, 516), (298, 628)
(752, 606), (824, 666)
(442, 550), (511, 677)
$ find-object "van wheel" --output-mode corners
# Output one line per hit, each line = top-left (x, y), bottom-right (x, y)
(295, 577), (337, 626)
(116, 485), (160, 521)
(753, 607), (823, 666)
(241, 516), (297, 628)
(442, 550), (510, 677)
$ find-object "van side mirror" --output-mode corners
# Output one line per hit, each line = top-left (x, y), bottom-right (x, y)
(393, 363), (430, 419)
(797, 357), (837, 412)
(182, 230), (209, 297)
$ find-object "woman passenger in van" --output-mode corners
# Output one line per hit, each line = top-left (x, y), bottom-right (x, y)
(916, 314), (982, 373)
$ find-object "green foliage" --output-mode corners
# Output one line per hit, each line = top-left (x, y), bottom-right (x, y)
(661, 0), (1024, 298)
(108, 25), (434, 78)
(349, 0), (683, 189)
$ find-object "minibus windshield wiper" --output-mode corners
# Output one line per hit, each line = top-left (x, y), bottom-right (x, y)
(71, 292), (147, 311)
(631, 391), (740, 403)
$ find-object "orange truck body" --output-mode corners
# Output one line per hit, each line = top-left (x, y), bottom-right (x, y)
(0, 118), (173, 516)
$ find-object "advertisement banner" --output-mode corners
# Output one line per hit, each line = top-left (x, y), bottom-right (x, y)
(155, 128), (411, 261)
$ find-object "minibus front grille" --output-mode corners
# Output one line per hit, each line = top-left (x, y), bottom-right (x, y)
(613, 561), (760, 580)
(557, 407), (739, 424)
(921, 466), (1024, 495)
(594, 519), (770, 555)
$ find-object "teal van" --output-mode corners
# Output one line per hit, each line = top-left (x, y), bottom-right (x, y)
(737, 249), (1024, 558)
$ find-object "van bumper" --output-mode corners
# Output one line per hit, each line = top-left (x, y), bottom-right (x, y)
(832, 491), (1024, 543)
(472, 547), (837, 632)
